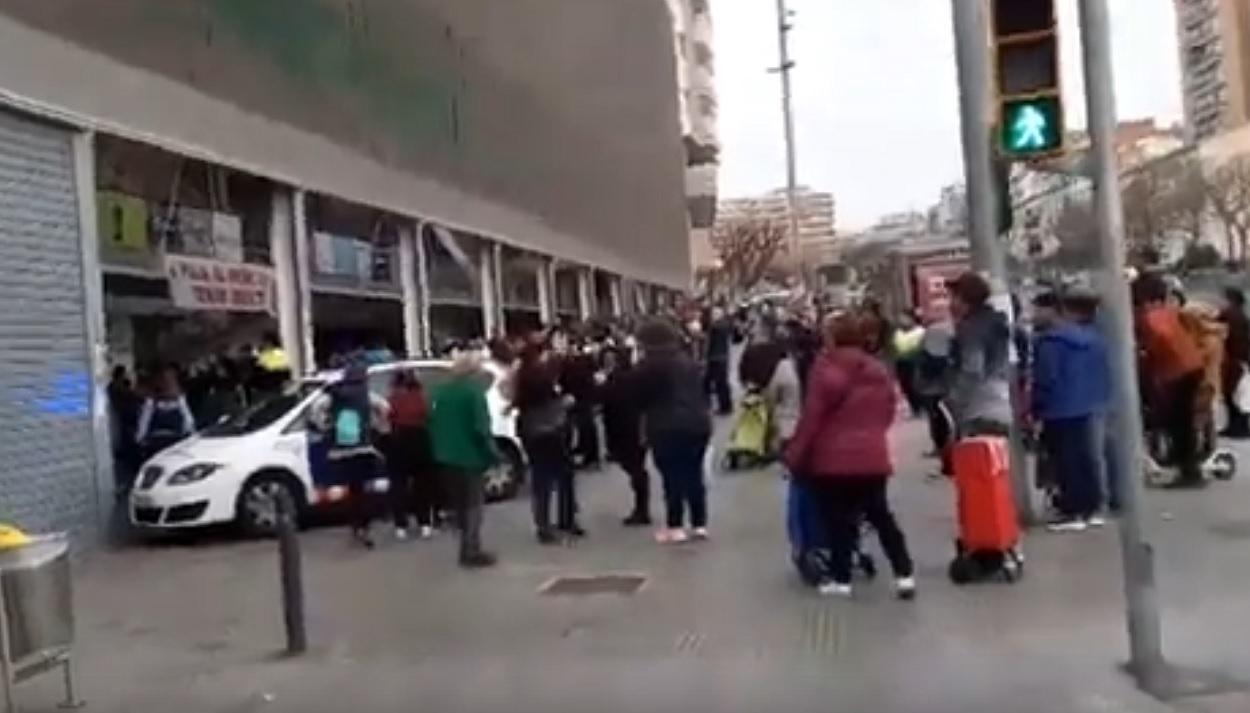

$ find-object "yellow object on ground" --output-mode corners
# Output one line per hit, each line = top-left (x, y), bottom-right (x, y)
(0, 524), (31, 549)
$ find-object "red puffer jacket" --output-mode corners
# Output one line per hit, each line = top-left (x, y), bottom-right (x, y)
(783, 347), (897, 479)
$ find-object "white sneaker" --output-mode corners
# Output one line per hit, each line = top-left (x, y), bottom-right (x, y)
(1086, 515), (1107, 528)
(896, 576), (917, 601)
(394, 528), (410, 542)
(818, 581), (853, 598)
(690, 527), (710, 541)
(419, 525), (434, 540)
(1047, 519), (1089, 533)
(655, 528), (690, 545)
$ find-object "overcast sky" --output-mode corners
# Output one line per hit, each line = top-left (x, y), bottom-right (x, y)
(712, 0), (1185, 230)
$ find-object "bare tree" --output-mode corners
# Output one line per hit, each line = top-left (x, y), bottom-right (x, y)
(1205, 156), (1250, 263)
(708, 214), (789, 293)
(1121, 162), (1171, 250)
(1156, 156), (1209, 248)
(1050, 197), (1100, 269)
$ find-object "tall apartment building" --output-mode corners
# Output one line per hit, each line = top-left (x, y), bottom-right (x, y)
(1174, 0), (1250, 141)
(670, 0), (721, 271)
(718, 187), (838, 264)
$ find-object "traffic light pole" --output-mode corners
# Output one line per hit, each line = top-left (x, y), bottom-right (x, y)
(950, 0), (1037, 526)
(1076, 0), (1166, 691)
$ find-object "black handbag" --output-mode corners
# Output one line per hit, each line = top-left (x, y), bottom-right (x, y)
(521, 398), (568, 441)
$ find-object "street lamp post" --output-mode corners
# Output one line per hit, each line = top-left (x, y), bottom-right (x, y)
(772, 0), (802, 259)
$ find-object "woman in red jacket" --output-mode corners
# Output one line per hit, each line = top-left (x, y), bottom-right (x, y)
(784, 311), (916, 600)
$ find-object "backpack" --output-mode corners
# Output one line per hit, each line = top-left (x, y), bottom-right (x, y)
(329, 393), (371, 449)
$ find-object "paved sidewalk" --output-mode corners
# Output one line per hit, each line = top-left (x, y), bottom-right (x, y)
(13, 421), (1250, 712)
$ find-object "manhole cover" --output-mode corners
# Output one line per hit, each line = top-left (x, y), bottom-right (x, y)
(539, 573), (647, 597)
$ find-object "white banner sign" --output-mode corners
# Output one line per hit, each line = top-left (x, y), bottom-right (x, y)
(165, 255), (276, 314)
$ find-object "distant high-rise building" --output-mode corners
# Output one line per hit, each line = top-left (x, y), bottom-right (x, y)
(670, 0), (721, 272)
(717, 187), (838, 264)
(1174, 0), (1250, 141)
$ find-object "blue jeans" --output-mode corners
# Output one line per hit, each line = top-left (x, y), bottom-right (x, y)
(530, 460), (576, 532)
(652, 433), (710, 529)
(1043, 415), (1106, 519)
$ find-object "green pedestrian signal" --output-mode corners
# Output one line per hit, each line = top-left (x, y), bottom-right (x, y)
(1000, 97), (1063, 157)
(992, 0), (1064, 160)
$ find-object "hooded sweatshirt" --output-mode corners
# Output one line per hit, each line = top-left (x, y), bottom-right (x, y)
(949, 305), (1013, 430)
(1032, 321), (1112, 422)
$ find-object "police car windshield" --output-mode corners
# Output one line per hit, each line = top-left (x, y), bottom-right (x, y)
(201, 382), (322, 437)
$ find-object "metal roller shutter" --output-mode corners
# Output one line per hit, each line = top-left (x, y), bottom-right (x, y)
(0, 109), (97, 537)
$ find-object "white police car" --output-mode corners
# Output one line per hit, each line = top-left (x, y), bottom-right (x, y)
(129, 360), (523, 535)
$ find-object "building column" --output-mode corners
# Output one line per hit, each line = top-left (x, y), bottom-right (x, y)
(270, 186), (308, 376)
(72, 130), (114, 529)
(398, 221), (422, 359)
(291, 189), (316, 372)
(415, 222), (432, 354)
(536, 256), (555, 326)
(479, 242), (499, 338)
(608, 274), (624, 318)
(576, 266), (594, 322)
(492, 242), (506, 334)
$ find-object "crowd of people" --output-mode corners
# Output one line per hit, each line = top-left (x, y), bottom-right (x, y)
(107, 335), (291, 492)
(108, 268), (1250, 596)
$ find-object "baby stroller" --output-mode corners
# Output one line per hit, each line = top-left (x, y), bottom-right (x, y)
(722, 388), (772, 471)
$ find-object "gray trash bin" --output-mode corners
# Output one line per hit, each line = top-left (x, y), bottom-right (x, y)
(0, 534), (81, 713)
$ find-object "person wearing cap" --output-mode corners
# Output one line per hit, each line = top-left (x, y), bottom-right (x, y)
(1032, 289), (1112, 532)
(946, 272), (1013, 438)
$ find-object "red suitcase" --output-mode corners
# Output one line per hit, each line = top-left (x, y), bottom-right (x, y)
(949, 436), (1023, 583)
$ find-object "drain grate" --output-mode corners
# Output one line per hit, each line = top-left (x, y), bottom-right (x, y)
(539, 573), (647, 597)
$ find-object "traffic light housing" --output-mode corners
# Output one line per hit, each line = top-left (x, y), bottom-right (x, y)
(992, 0), (1064, 159)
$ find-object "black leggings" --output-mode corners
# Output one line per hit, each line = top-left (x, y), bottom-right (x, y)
(812, 478), (913, 585)
(1163, 372), (1203, 480)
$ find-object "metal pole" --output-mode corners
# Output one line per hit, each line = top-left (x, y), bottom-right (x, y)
(398, 221), (422, 359)
(774, 0), (802, 257)
(949, 0), (1036, 525)
(950, 0), (1001, 282)
(0, 584), (15, 713)
(1077, 0), (1165, 685)
(277, 493), (307, 655)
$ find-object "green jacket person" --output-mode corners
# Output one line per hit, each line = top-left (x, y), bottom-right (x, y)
(429, 350), (499, 568)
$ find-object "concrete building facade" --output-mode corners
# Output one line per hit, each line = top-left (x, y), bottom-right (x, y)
(0, 0), (691, 540)
(1174, 0), (1250, 141)
(669, 0), (721, 272)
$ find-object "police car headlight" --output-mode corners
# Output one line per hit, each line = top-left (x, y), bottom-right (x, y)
(167, 463), (223, 485)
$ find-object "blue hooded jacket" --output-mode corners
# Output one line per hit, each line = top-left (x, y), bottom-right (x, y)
(1031, 322), (1112, 421)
